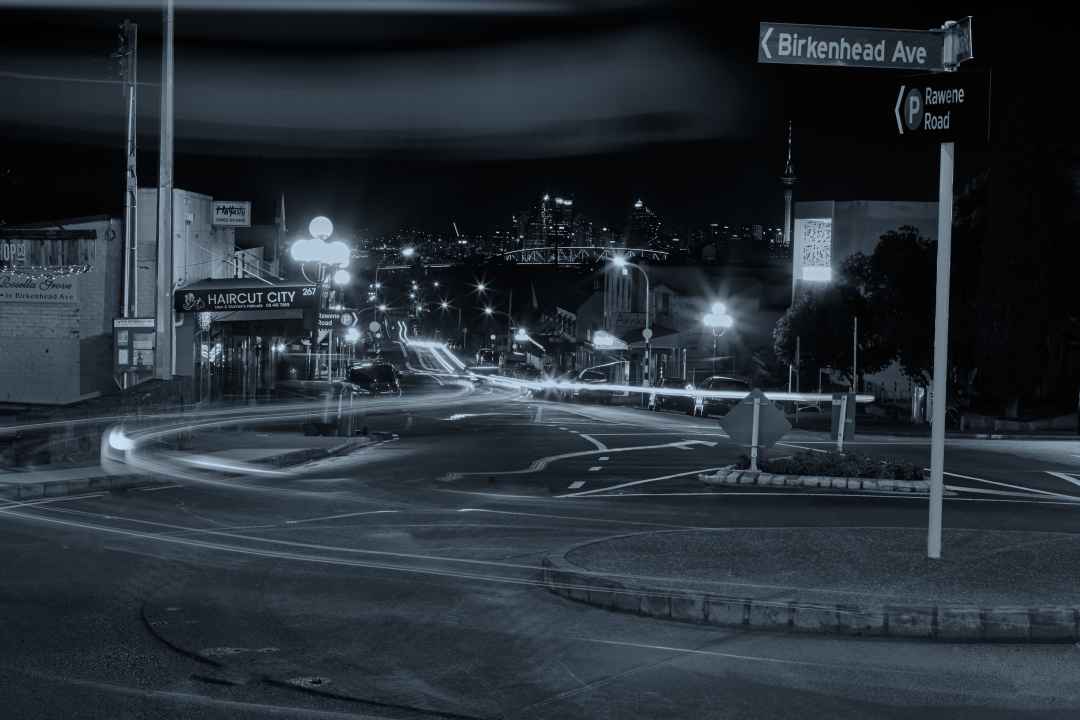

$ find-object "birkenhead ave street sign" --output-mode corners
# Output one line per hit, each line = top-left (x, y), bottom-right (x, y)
(759, 22), (947, 71)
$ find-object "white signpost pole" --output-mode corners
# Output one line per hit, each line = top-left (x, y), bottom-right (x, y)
(750, 397), (761, 472)
(928, 25), (959, 560)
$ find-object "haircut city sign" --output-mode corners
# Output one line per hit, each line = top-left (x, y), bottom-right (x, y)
(174, 283), (318, 312)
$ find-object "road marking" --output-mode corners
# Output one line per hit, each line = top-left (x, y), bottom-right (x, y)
(0, 493), (106, 509)
(584, 432), (727, 437)
(776, 442), (830, 454)
(284, 510), (398, 525)
(578, 434), (608, 451)
(440, 440), (719, 482)
(558, 426), (568, 431)
(598, 456), (609, 462)
(927, 469), (1075, 499)
(575, 637), (879, 670)
(1045, 471), (1080, 489)
(588, 466), (602, 472)
(558, 467), (725, 498)
(568, 481), (586, 489)
(945, 484), (1063, 499)
(139, 484), (182, 492)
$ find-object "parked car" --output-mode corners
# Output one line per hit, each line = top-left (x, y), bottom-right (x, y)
(653, 377), (695, 412)
(574, 369), (613, 404)
(699, 376), (750, 416)
(346, 362), (401, 396)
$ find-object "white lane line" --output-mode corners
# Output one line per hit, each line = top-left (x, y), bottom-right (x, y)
(0, 493), (106, 509)
(928, 469), (1075, 499)
(588, 466), (602, 472)
(776, 442), (830, 454)
(139, 484), (182, 492)
(578, 434), (608, 451)
(567, 481), (586, 490)
(558, 426), (568, 431)
(945, 484), (1069, 500)
(284, 510), (398, 525)
(598, 456), (610, 462)
(559, 467), (725, 498)
(574, 637), (924, 672)
(583, 431), (726, 436)
(1045, 471), (1080, 489)
(441, 440), (718, 481)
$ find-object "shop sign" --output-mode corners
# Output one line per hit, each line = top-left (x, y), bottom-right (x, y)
(174, 283), (318, 312)
(0, 273), (78, 304)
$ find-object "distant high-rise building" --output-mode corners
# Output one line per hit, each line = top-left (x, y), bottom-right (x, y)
(625, 199), (661, 248)
(573, 214), (594, 246)
(524, 193), (575, 248)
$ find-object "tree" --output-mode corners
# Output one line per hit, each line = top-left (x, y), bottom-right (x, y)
(773, 283), (876, 386)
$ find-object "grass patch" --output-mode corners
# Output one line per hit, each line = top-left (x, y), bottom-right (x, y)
(737, 450), (926, 481)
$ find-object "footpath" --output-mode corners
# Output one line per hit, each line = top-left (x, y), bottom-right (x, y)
(543, 527), (1080, 642)
(0, 430), (377, 501)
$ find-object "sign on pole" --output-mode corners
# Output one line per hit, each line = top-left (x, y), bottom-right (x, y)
(758, 22), (946, 71)
(718, 389), (792, 454)
(211, 200), (252, 227)
(894, 72), (989, 143)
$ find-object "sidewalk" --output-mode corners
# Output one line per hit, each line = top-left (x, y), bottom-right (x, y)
(543, 527), (1080, 642)
(0, 430), (378, 501)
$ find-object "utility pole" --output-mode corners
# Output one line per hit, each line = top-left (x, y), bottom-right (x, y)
(115, 20), (138, 321)
(155, 0), (175, 380)
(852, 316), (858, 392)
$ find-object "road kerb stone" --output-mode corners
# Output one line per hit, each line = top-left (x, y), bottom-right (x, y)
(748, 600), (791, 630)
(982, 608), (1030, 640)
(886, 605), (935, 638)
(836, 604), (886, 636)
(793, 605), (838, 633)
(670, 594), (706, 623)
(706, 597), (748, 628)
(640, 593), (671, 619)
(1029, 607), (1076, 641)
(938, 607), (982, 640)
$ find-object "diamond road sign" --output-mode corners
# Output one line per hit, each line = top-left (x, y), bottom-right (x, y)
(759, 22), (946, 71)
(718, 389), (792, 449)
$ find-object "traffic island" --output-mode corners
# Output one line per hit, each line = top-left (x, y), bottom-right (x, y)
(542, 527), (1080, 642)
(699, 449), (931, 493)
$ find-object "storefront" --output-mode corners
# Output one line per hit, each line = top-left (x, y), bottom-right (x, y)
(173, 278), (320, 401)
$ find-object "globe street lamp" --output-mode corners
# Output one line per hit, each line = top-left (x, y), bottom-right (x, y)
(703, 302), (735, 376)
(611, 253), (651, 406)
(290, 217), (350, 381)
(401, 246), (416, 258)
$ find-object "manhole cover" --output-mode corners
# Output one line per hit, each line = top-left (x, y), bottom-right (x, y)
(290, 676), (331, 689)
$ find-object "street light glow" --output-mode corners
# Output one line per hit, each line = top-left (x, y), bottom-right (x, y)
(308, 216), (333, 240)
(401, 247), (416, 258)
(483, 307), (494, 315)
(333, 269), (351, 286)
(611, 255), (627, 268)
(377, 304), (388, 312)
(476, 282), (487, 293)
(440, 301), (450, 310)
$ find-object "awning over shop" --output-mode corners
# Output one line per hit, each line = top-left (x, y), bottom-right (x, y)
(174, 278), (318, 313)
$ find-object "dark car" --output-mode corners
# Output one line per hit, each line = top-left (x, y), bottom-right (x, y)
(653, 377), (695, 412)
(700, 376), (750, 417)
(347, 362), (401, 396)
(574, 369), (613, 404)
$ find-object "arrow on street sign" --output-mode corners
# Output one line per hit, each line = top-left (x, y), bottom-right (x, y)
(759, 21), (946, 71)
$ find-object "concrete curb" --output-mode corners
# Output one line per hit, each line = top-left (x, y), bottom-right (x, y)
(541, 552), (1080, 643)
(0, 434), (385, 501)
(0, 472), (159, 501)
(699, 466), (930, 494)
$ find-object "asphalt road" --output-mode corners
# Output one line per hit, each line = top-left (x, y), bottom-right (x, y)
(2, 383), (1080, 719)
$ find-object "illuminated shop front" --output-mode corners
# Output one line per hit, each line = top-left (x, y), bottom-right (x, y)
(173, 278), (319, 401)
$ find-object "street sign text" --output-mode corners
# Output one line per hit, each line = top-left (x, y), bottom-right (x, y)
(759, 22), (945, 71)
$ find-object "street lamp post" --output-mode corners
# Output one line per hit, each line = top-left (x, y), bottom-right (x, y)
(703, 302), (735, 376)
(291, 216), (351, 381)
(611, 254), (651, 406)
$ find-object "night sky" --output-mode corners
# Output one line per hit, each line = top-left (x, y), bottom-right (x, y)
(0, 2), (1071, 237)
